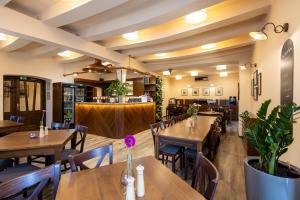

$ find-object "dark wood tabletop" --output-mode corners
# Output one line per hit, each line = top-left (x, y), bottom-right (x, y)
(198, 111), (223, 116)
(0, 130), (74, 162)
(0, 120), (22, 129)
(56, 156), (205, 200)
(157, 116), (216, 151)
(0, 120), (23, 136)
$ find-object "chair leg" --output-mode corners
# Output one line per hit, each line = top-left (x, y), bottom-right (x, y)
(27, 156), (32, 164)
(172, 155), (176, 173)
(184, 154), (188, 180)
(162, 155), (165, 164)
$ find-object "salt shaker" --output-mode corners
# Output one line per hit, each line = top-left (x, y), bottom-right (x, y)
(39, 125), (44, 138)
(44, 126), (49, 136)
(126, 176), (135, 200)
(136, 164), (145, 197)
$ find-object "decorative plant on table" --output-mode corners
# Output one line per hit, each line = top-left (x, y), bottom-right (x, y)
(124, 135), (136, 177)
(187, 104), (198, 127)
(244, 99), (300, 175)
(106, 79), (129, 103)
(187, 104), (198, 118)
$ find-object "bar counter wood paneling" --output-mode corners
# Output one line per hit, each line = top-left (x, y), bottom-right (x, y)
(75, 102), (156, 139)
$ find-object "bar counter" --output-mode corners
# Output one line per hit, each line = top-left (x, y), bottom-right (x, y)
(75, 102), (156, 139)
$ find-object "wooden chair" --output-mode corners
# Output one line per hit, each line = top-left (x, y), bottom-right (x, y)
(150, 122), (182, 173)
(162, 119), (175, 128)
(68, 143), (113, 172)
(0, 159), (13, 171)
(51, 122), (70, 130)
(184, 125), (219, 179)
(9, 115), (18, 122)
(28, 122), (71, 165)
(17, 116), (25, 123)
(0, 162), (61, 200)
(192, 152), (219, 200)
(61, 125), (88, 170)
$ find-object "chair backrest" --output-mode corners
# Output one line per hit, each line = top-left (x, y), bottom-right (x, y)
(51, 122), (70, 130)
(68, 143), (113, 172)
(192, 153), (219, 200)
(16, 116), (25, 124)
(71, 125), (88, 153)
(149, 122), (163, 144)
(9, 115), (18, 122)
(163, 119), (174, 128)
(0, 162), (61, 200)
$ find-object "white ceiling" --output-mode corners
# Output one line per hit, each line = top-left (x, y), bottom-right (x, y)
(0, 0), (271, 76)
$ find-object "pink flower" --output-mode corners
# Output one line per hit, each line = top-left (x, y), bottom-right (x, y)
(124, 135), (136, 148)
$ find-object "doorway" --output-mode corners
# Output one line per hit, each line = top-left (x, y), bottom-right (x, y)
(3, 76), (46, 130)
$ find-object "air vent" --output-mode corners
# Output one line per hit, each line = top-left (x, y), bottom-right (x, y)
(195, 76), (208, 81)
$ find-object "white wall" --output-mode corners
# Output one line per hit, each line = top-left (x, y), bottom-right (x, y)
(244, 0), (300, 167)
(0, 51), (99, 126)
(168, 73), (239, 100)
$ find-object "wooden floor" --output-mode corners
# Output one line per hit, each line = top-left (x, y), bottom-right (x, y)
(35, 122), (246, 200)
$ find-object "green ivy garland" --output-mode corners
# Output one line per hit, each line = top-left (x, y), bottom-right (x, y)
(156, 77), (163, 121)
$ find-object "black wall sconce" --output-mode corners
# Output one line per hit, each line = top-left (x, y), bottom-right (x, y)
(240, 62), (257, 70)
(249, 22), (289, 40)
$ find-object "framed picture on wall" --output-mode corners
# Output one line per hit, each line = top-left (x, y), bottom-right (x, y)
(192, 88), (199, 96)
(181, 88), (188, 96)
(202, 88), (210, 96)
(253, 70), (258, 85)
(215, 87), (223, 96)
(251, 78), (254, 97)
(258, 72), (262, 95)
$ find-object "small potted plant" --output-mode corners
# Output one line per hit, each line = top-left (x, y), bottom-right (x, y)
(106, 79), (129, 103)
(242, 99), (300, 200)
(187, 104), (198, 127)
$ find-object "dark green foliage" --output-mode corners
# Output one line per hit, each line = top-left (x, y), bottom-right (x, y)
(187, 104), (198, 117)
(156, 77), (163, 121)
(106, 79), (129, 96)
(243, 99), (300, 175)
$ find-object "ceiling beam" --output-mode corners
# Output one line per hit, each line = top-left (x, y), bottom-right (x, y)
(30, 45), (60, 57)
(137, 35), (254, 62)
(121, 16), (265, 57)
(79, 0), (221, 41)
(0, 6), (146, 69)
(105, 0), (270, 50)
(0, 0), (11, 6)
(1, 38), (31, 52)
(145, 46), (253, 71)
(40, 0), (128, 27)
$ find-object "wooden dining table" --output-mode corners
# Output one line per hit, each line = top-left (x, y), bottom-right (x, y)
(198, 111), (223, 116)
(0, 120), (23, 137)
(56, 156), (205, 200)
(0, 130), (74, 165)
(157, 116), (217, 155)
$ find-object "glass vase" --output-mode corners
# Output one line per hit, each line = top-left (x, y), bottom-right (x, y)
(127, 149), (133, 177)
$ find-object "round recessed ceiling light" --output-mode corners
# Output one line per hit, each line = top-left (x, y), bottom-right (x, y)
(219, 71), (228, 77)
(122, 31), (139, 41)
(155, 53), (167, 57)
(185, 10), (207, 24)
(0, 33), (8, 41)
(175, 75), (182, 80)
(249, 31), (268, 41)
(190, 71), (198, 76)
(57, 50), (72, 57)
(216, 65), (227, 71)
(201, 43), (217, 49)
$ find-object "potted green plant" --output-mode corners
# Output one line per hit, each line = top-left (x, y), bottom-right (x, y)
(187, 104), (198, 127)
(106, 79), (129, 103)
(242, 99), (300, 200)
